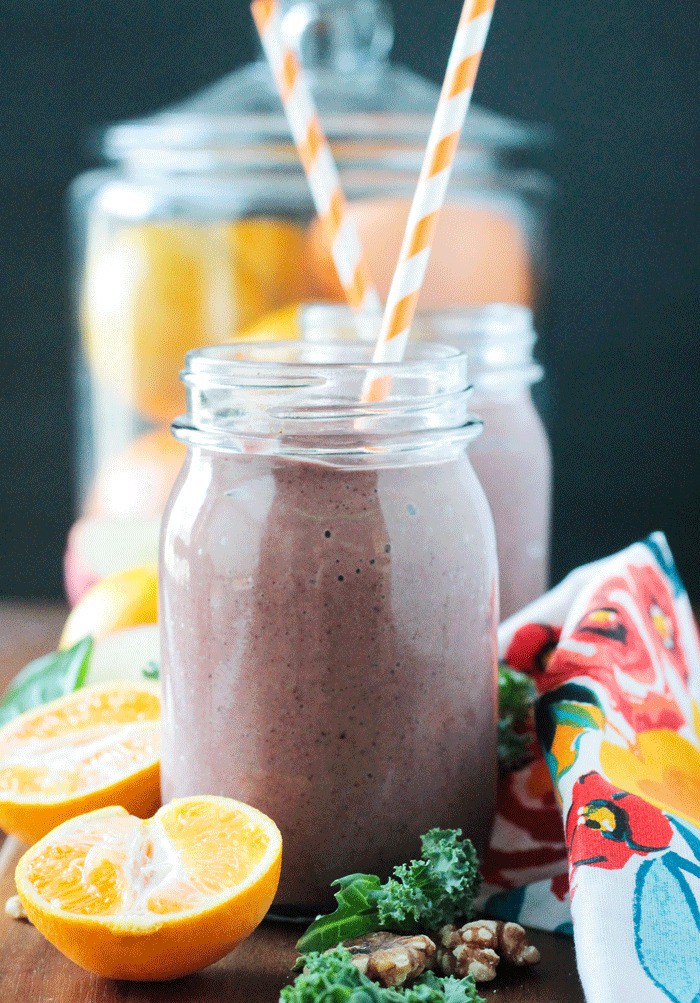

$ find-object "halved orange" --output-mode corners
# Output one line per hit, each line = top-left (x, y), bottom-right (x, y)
(0, 683), (160, 844)
(15, 797), (282, 980)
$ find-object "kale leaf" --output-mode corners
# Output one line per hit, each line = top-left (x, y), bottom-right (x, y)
(415, 972), (484, 1003)
(297, 830), (480, 956)
(280, 948), (483, 1003)
(376, 829), (480, 932)
(497, 662), (537, 771)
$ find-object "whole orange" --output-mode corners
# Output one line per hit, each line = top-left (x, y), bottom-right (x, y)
(84, 429), (186, 520)
(81, 218), (310, 423)
(306, 196), (535, 309)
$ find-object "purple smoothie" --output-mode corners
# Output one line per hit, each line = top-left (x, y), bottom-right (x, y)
(418, 306), (552, 618)
(470, 391), (551, 619)
(160, 342), (499, 909)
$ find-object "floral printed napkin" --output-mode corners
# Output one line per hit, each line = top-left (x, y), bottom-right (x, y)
(480, 533), (700, 1003)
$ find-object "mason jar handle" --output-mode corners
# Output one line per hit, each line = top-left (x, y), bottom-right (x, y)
(281, 0), (395, 72)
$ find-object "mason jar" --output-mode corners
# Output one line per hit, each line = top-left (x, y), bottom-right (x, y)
(65, 0), (550, 604)
(159, 341), (499, 910)
(419, 306), (551, 618)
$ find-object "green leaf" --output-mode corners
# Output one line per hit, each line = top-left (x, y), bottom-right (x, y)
(414, 973), (484, 1003)
(296, 832), (481, 959)
(498, 663), (536, 771)
(280, 949), (484, 1003)
(141, 660), (160, 680)
(376, 829), (481, 932)
(498, 663), (536, 721)
(280, 947), (384, 1002)
(497, 717), (532, 770)
(296, 874), (382, 955)
(0, 637), (94, 727)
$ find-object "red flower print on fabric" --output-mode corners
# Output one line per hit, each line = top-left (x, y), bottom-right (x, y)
(628, 563), (688, 683)
(566, 772), (673, 872)
(482, 759), (567, 888)
(505, 623), (561, 680)
(570, 584), (655, 684)
(540, 578), (687, 733)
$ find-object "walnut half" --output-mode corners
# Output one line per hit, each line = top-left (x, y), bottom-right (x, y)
(437, 920), (540, 982)
(343, 931), (436, 987)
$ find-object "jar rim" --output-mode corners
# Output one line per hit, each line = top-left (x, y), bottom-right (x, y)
(182, 339), (465, 384)
(176, 340), (480, 460)
(299, 303), (543, 382)
(302, 301), (535, 335)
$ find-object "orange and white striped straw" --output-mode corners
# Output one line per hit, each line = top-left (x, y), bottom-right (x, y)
(372, 0), (496, 364)
(251, 0), (380, 313)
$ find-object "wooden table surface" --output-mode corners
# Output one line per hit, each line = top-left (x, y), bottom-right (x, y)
(0, 602), (584, 1002)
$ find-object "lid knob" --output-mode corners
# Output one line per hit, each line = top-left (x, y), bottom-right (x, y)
(281, 0), (394, 73)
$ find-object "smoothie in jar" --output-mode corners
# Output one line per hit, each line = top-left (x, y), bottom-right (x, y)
(160, 342), (499, 910)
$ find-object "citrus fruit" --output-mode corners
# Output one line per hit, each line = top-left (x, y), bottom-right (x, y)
(306, 197), (535, 309)
(64, 516), (162, 605)
(81, 221), (230, 422)
(225, 218), (309, 318)
(235, 302), (303, 342)
(82, 219), (310, 422)
(84, 430), (186, 520)
(59, 565), (158, 650)
(0, 683), (161, 845)
(15, 797), (282, 980)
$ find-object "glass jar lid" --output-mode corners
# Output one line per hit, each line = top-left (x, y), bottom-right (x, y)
(105, 0), (548, 167)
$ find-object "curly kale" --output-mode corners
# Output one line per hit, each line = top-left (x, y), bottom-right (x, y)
(498, 662), (537, 771)
(376, 829), (480, 932)
(416, 973), (484, 1003)
(280, 948), (483, 1003)
(296, 830), (480, 956)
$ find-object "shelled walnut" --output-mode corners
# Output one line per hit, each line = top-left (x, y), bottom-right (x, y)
(437, 919), (540, 982)
(343, 931), (437, 987)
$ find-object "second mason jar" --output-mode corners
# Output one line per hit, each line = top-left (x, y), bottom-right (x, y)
(419, 306), (551, 619)
(159, 341), (499, 910)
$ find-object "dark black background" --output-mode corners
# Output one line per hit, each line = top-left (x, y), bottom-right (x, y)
(1, 0), (698, 600)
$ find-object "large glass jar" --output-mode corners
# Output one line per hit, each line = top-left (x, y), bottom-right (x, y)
(66, 0), (550, 603)
(159, 341), (499, 910)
